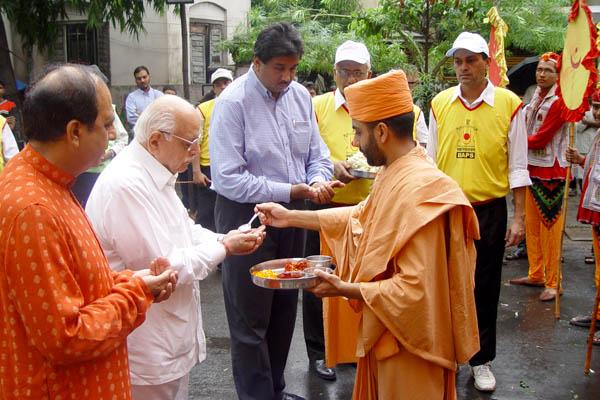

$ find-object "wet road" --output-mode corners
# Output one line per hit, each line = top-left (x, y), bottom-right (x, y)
(189, 196), (600, 399)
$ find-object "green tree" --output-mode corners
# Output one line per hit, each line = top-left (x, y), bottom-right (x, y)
(351, 0), (569, 76)
(222, 0), (409, 78)
(350, 0), (569, 111)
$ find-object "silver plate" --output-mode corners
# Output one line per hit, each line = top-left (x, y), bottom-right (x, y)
(349, 168), (377, 179)
(250, 258), (330, 290)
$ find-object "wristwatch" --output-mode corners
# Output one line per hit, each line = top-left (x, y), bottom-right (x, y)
(217, 234), (230, 256)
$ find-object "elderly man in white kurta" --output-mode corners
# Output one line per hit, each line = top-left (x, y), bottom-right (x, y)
(86, 95), (266, 400)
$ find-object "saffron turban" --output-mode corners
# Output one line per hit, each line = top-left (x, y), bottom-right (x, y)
(344, 69), (413, 123)
(539, 52), (560, 71)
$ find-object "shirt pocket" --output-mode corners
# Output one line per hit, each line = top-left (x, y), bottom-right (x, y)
(290, 119), (311, 156)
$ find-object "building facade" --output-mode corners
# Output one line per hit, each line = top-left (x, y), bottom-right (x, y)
(5, 0), (250, 106)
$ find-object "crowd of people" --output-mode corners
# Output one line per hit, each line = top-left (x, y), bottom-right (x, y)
(1, 20), (600, 400)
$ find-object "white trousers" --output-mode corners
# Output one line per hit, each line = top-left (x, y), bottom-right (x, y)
(131, 373), (189, 400)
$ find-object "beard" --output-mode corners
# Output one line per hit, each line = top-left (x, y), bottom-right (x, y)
(361, 131), (386, 167)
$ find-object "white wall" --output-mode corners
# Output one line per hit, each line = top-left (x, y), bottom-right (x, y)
(109, 0), (249, 86)
(109, 6), (171, 86)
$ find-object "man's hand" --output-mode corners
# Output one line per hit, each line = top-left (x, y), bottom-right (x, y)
(255, 202), (292, 228)
(149, 257), (171, 276)
(290, 183), (315, 201)
(566, 146), (585, 166)
(334, 161), (356, 184)
(310, 181), (345, 205)
(223, 225), (266, 256)
(193, 170), (211, 187)
(6, 116), (16, 130)
(505, 216), (525, 248)
(307, 270), (362, 300)
(137, 266), (179, 303)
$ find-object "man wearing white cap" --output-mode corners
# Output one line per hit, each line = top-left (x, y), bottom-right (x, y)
(303, 40), (371, 381)
(427, 31), (530, 392)
(193, 68), (234, 228)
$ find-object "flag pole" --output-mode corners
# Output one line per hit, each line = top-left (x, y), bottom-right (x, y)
(584, 283), (600, 373)
(556, 122), (575, 318)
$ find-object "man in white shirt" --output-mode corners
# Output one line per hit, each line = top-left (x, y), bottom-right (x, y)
(0, 115), (19, 170)
(125, 66), (164, 128)
(86, 94), (266, 400)
(428, 32), (530, 393)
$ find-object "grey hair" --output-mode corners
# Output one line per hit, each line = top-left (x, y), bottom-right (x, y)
(134, 94), (196, 144)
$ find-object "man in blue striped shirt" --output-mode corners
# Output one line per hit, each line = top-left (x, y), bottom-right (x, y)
(210, 22), (340, 400)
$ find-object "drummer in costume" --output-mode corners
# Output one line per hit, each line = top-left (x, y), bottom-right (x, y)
(566, 88), (600, 345)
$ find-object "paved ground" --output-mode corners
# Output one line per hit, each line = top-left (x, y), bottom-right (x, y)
(189, 195), (600, 399)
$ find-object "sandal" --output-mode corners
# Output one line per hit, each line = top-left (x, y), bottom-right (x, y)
(585, 256), (595, 264)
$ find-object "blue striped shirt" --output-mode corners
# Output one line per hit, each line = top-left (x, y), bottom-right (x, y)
(209, 67), (333, 204)
(125, 87), (164, 127)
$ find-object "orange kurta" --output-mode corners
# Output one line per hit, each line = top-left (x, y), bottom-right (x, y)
(318, 146), (480, 399)
(0, 145), (153, 399)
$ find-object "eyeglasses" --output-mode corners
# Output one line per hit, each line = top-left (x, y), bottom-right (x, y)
(335, 69), (369, 79)
(159, 130), (200, 151)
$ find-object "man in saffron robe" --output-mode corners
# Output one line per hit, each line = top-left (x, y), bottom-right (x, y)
(0, 64), (178, 399)
(255, 70), (480, 399)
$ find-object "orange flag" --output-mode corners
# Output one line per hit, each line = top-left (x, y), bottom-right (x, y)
(557, 0), (598, 122)
(486, 7), (509, 88)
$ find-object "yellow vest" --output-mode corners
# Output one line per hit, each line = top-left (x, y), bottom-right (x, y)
(198, 99), (215, 166)
(412, 104), (421, 141)
(431, 86), (521, 202)
(0, 115), (5, 172)
(313, 92), (372, 204)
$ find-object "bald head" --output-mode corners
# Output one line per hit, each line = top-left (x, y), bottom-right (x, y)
(23, 64), (106, 142)
(134, 94), (201, 144)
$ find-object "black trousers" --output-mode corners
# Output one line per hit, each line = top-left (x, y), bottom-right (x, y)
(193, 166), (217, 231)
(215, 195), (306, 400)
(469, 197), (508, 366)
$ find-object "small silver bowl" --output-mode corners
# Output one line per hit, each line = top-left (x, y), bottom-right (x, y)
(306, 255), (332, 271)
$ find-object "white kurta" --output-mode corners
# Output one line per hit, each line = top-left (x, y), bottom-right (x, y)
(86, 140), (227, 385)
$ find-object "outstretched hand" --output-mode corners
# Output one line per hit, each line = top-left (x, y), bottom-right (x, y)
(223, 225), (266, 256)
(255, 202), (291, 228)
(310, 181), (345, 205)
(135, 257), (178, 303)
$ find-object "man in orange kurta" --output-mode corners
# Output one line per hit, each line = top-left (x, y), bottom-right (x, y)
(256, 70), (480, 399)
(0, 64), (177, 399)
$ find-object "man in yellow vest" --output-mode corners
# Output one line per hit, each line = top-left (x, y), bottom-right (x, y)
(406, 74), (429, 147)
(428, 32), (530, 393)
(303, 40), (372, 381)
(0, 114), (19, 172)
(193, 68), (233, 228)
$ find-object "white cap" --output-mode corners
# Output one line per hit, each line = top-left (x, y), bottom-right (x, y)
(445, 32), (489, 58)
(211, 68), (233, 84)
(335, 40), (371, 67)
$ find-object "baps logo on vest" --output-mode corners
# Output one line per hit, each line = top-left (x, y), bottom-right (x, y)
(455, 120), (477, 159)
